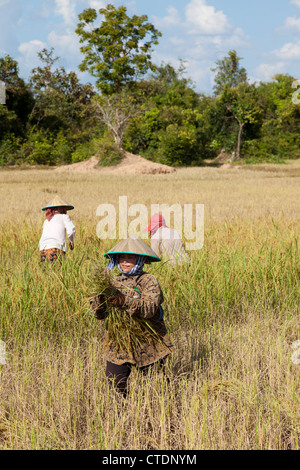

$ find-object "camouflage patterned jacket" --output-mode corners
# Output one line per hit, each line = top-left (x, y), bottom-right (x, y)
(90, 272), (173, 367)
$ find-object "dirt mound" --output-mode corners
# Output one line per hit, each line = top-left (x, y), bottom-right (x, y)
(54, 151), (176, 175)
(54, 155), (100, 173)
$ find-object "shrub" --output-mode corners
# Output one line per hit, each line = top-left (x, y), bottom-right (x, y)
(0, 136), (21, 165)
(97, 138), (124, 166)
(52, 133), (73, 164)
(20, 131), (55, 165)
(156, 124), (200, 166)
(71, 140), (99, 163)
(243, 132), (300, 163)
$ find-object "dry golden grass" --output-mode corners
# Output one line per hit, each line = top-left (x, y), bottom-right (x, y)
(1, 160), (300, 223)
(0, 160), (299, 450)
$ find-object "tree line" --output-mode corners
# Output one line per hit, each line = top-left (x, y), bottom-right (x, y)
(0, 4), (299, 167)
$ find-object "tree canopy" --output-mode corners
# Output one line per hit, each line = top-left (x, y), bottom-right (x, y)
(75, 4), (162, 94)
(0, 6), (299, 167)
(211, 50), (248, 96)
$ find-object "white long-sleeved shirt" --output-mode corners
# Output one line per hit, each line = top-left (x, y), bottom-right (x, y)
(39, 213), (75, 252)
(151, 226), (189, 265)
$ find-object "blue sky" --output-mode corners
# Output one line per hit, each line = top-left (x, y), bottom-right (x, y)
(0, 0), (300, 93)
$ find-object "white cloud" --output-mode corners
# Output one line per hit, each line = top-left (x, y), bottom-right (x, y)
(255, 62), (285, 82)
(273, 40), (300, 60)
(48, 29), (81, 58)
(168, 36), (186, 47)
(185, 0), (230, 35)
(152, 49), (211, 91)
(153, 6), (181, 29)
(18, 39), (47, 73)
(38, 1), (53, 19)
(283, 16), (300, 32)
(18, 39), (46, 55)
(54, 0), (76, 27)
(291, 0), (300, 8)
(88, 0), (106, 9)
(170, 28), (249, 63)
(150, 0), (250, 92)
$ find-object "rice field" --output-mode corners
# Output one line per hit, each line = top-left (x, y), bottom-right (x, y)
(0, 161), (299, 450)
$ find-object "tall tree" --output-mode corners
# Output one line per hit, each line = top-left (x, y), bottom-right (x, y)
(218, 83), (262, 160)
(250, 74), (300, 161)
(0, 55), (34, 134)
(123, 63), (206, 165)
(29, 48), (95, 132)
(75, 4), (162, 95)
(211, 50), (248, 96)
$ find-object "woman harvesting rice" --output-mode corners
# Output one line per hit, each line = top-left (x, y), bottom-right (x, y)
(39, 195), (75, 263)
(144, 213), (189, 266)
(90, 236), (173, 397)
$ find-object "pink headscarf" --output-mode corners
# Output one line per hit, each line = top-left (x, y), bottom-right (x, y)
(45, 206), (67, 221)
(144, 213), (167, 237)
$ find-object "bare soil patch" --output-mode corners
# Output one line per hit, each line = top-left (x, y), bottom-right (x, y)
(54, 151), (176, 175)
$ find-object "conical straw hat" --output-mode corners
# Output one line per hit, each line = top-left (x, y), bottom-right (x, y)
(41, 195), (74, 211)
(104, 235), (160, 262)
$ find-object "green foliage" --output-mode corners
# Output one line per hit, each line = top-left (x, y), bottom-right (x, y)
(97, 137), (124, 166)
(75, 4), (161, 94)
(20, 130), (55, 165)
(242, 74), (300, 162)
(0, 45), (299, 167)
(156, 123), (199, 166)
(0, 103), (18, 137)
(211, 50), (248, 96)
(51, 132), (73, 164)
(216, 83), (263, 159)
(0, 135), (22, 165)
(0, 55), (34, 136)
(1, 49), (100, 166)
(18, 130), (77, 166)
(71, 139), (101, 163)
(123, 63), (205, 165)
(243, 133), (300, 163)
(29, 48), (96, 133)
(71, 135), (124, 166)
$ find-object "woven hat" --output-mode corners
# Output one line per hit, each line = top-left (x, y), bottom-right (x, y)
(104, 235), (160, 262)
(41, 195), (74, 211)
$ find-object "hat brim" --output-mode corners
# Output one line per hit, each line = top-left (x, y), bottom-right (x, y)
(42, 204), (74, 211)
(104, 236), (161, 263)
(104, 250), (160, 263)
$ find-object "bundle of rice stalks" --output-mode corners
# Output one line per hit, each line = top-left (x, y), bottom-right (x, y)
(89, 265), (118, 318)
(89, 264), (162, 356)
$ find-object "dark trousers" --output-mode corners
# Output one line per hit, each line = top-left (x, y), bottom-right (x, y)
(106, 359), (167, 398)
